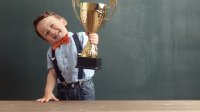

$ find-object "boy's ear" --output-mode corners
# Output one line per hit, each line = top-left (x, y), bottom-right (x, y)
(61, 17), (67, 26)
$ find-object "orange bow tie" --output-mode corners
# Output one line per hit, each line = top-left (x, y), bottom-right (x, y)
(52, 34), (69, 50)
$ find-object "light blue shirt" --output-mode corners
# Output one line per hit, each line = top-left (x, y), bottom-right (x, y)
(47, 32), (94, 83)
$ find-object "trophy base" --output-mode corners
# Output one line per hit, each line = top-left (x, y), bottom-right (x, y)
(76, 57), (102, 70)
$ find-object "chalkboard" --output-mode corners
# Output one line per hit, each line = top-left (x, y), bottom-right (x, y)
(1, 0), (200, 100)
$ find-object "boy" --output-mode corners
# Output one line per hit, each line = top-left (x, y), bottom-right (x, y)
(33, 11), (99, 102)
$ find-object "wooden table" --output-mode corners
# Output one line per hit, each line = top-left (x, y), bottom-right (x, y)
(1, 100), (200, 112)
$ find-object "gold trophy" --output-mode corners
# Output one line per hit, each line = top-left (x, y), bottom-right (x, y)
(72, 0), (117, 69)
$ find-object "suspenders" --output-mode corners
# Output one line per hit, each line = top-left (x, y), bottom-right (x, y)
(52, 50), (65, 83)
(72, 33), (84, 80)
(51, 33), (84, 84)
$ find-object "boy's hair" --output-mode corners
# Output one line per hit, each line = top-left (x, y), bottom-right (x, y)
(33, 11), (62, 40)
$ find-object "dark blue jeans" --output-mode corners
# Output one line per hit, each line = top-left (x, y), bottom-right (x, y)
(56, 80), (95, 100)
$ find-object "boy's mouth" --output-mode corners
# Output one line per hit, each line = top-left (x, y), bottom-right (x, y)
(53, 31), (60, 39)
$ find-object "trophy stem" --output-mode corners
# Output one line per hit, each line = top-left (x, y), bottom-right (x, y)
(81, 38), (98, 58)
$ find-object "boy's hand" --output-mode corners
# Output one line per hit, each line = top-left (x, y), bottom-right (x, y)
(89, 33), (99, 45)
(36, 92), (59, 103)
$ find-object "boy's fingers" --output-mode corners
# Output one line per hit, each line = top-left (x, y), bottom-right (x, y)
(36, 98), (46, 102)
(45, 98), (50, 102)
(53, 97), (59, 101)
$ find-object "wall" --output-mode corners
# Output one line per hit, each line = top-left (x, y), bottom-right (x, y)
(1, 0), (200, 100)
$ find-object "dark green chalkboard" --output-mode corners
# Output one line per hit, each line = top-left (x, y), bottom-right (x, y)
(1, 0), (200, 100)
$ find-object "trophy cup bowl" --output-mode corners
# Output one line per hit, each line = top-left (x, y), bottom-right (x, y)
(72, 0), (117, 69)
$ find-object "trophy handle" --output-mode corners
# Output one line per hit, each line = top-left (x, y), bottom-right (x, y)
(105, 0), (118, 21)
(72, 0), (81, 20)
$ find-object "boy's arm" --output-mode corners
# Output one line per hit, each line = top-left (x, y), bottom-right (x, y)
(36, 68), (59, 102)
(45, 68), (57, 94)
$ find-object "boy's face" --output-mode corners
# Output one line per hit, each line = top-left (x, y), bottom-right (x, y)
(36, 16), (68, 44)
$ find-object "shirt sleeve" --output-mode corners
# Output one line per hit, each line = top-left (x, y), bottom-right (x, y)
(77, 32), (89, 49)
(47, 47), (54, 70)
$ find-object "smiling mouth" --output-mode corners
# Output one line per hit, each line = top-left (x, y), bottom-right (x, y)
(53, 35), (57, 39)
(53, 31), (60, 39)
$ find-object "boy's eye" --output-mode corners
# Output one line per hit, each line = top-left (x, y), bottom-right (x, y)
(50, 24), (54, 28)
(45, 31), (49, 37)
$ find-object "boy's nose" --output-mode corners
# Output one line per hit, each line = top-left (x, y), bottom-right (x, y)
(49, 30), (58, 36)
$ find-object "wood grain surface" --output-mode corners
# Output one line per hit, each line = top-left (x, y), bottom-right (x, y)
(1, 100), (200, 112)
